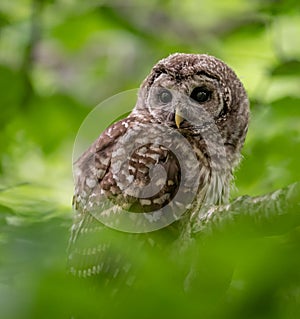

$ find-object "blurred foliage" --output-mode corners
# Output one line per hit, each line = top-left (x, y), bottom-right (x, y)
(0, 0), (299, 318)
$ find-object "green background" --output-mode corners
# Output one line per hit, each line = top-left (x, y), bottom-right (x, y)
(0, 0), (299, 318)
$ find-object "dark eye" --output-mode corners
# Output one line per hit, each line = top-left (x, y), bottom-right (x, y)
(158, 89), (172, 104)
(190, 87), (211, 103)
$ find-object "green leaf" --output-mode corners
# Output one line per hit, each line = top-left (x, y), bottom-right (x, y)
(270, 60), (300, 76)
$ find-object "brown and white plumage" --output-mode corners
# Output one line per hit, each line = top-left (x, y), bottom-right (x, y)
(68, 53), (249, 280)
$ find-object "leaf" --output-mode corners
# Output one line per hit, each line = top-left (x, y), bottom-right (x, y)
(270, 59), (300, 76)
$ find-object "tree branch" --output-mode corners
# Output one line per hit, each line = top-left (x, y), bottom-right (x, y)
(190, 182), (300, 237)
(20, 0), (43, 108)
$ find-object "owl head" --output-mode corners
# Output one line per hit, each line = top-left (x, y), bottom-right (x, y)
(133, 53), (249, 167)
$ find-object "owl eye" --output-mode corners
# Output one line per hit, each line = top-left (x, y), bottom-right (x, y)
(190, 87), (211, 103)
(158, 89), (172, 104)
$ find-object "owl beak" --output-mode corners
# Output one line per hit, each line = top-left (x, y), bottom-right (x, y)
(175, 112), (184, 128)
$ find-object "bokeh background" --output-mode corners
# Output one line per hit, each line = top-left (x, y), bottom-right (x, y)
(0, 1), (299, 318)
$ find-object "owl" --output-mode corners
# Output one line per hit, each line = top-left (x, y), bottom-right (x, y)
(68, 53), (249, 280)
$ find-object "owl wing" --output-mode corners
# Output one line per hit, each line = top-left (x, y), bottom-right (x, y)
(68, 117), (183, 282)
(68, 118), (130, 280)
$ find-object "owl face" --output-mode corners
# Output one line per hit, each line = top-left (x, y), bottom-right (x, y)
(134, 53), (249, 164)
(145, 73), (226, 129)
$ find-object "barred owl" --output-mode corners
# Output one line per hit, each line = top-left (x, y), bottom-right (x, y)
(68, 53), (249, 281)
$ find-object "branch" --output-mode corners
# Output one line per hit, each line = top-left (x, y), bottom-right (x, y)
(190, 182), (300, 237)
(20, 0), (43, 108)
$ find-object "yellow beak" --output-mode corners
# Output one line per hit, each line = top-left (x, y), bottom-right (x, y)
(175, 112), (184, 128)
